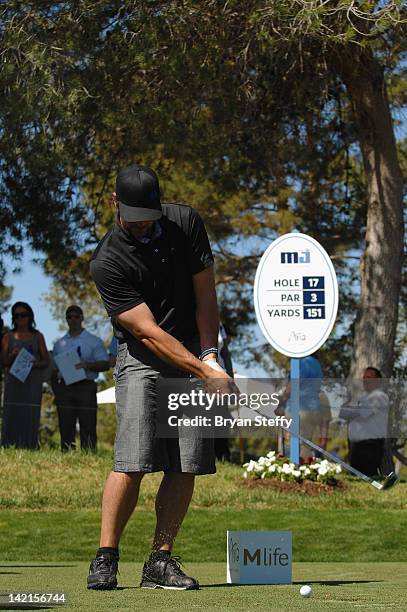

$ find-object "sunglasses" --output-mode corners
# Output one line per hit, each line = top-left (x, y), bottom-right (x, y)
(14, 313), (30, 319)
(67, 314), (82, 319)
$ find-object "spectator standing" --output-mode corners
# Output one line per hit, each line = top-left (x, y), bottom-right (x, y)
(340, 367), (389, 477)
(52, 305), (109, 451)
(1, 302), (49, 449)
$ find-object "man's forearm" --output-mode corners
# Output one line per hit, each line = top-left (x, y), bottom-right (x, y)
(195, 302), (219, 357)
(120, 319), (212, 379)
(193, 267), (220, 357)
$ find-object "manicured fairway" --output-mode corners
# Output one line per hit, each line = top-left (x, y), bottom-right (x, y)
(0, 562), (405, 611)
(1, 508), (406, 563)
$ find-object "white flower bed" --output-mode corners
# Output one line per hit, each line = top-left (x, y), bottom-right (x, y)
(243, 451), (342, 485)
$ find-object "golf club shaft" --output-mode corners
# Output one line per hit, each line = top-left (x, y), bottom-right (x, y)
(245, 404), (382, 488)
(279, 423), (381, 487)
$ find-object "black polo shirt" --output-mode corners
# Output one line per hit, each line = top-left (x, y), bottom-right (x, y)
(90, 203), (214, 342)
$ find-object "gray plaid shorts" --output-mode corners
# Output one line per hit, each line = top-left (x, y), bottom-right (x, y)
(113, 337), (216, 474)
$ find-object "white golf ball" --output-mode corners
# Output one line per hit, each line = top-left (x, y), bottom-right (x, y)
(300, 585), (312, 597)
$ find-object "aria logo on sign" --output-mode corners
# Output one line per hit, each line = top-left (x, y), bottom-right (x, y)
(229, 538), (239, 563)
(288, 331), (306, 343)
(254, 233), (338, 358)
(280, 249), (310, 264)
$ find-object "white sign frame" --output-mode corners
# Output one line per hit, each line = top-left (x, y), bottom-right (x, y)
(253, 232), (338, 358)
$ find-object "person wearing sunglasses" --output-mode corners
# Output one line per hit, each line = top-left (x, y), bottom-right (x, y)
(52, 305), (109, 451)
(1, 301), (49, 449)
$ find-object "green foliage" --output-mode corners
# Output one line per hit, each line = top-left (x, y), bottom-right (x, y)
(0, 283), (12, 315)
(0, 448), (406, 512)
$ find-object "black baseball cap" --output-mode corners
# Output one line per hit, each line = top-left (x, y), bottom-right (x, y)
(115, 164), (162, 222)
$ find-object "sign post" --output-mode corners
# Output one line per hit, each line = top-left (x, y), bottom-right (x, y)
(290, 358), (300, 464)
(254, 233), (338, 464)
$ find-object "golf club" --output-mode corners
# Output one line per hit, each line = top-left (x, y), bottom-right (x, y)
(236, 403), (399, 490)
(279, 422), (399, 490)
(193, 375), (399, 490)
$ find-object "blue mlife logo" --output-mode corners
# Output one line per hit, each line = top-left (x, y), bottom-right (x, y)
(280, 250), (310, 264)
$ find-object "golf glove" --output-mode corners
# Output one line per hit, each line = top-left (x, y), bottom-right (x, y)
(204, 358), (226, 374)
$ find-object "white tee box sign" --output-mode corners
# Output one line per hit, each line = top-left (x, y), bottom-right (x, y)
(227, 531), (292, 585)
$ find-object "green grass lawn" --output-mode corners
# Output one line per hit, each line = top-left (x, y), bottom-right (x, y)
(1, 448), (406, 512)
(0, 448), (406, 610)
(0, 448), (406, 564)
(1, 507), (406, 563)
(1, 562), (406, 611)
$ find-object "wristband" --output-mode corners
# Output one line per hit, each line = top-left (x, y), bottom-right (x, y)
(199, 347), (218, 361)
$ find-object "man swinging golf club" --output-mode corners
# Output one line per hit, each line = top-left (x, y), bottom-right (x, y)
(88, 163), (236, 591)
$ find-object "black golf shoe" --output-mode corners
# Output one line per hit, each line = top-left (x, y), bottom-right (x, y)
(140, 551), (199, 590)
(87, 551), (119, 590)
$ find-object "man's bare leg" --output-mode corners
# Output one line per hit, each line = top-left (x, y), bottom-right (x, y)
(99, 471), (144, 548)
(152, 472), (195, 551)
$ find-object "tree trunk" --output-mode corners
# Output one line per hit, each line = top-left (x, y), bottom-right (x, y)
(334, 50), (404, 379)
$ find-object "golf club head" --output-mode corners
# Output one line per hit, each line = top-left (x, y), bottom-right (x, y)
(380, 471), (399, 490)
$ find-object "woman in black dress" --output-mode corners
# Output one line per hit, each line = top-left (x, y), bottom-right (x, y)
(1, 302), (49, 448)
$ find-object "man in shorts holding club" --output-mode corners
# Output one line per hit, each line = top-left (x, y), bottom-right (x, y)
(88, 163), (236, 591)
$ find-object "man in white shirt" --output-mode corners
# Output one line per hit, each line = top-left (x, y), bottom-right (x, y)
(52, 305), (109, 451)
(340, 367), (389, 477)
